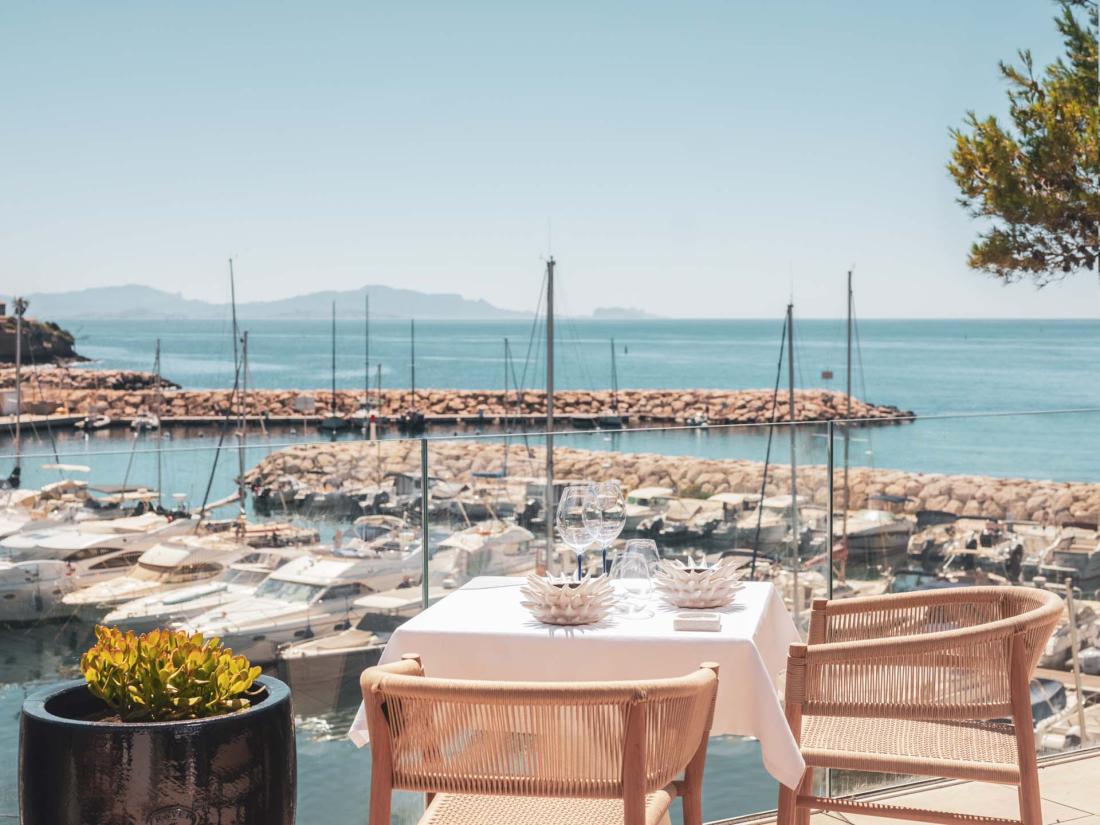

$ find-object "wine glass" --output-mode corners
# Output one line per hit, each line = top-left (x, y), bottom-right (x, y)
(556, 485), (598, 579)
(591, 481), (627, 574)
(609, 549), (653, 618)
(623, 538), (660, 574)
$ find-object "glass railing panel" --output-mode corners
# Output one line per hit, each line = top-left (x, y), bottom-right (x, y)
(824, 409), (1100, 799)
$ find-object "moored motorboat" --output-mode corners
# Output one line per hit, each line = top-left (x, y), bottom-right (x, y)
(182, 555), (385, 665)
(61, 534), (245, 622)
(437, 521), (537, 584)
(0, 544), (147, 624)
(130, 410), (160, 431)
(102, 546), (309, 632)
(276, 586), (448, 715)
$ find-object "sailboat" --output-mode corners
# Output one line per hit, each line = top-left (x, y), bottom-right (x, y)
(130, 339), (162, 432)
(831, 272), (912, 573)
(597, 337), (624, 429)
(350, 293), (374, 434)
(396, 319), (426, 434)
(319, 302), (350, 433)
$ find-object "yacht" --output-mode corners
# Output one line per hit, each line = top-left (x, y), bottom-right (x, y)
(332, 523), (452, 592)
(181, 555), (384, 665)
(438, 521), (537, 584)
(624, 487), (675, 531)
(276, 587), (448, 716)
(61, 535), (244, 621)
(1038, 526), (1100, 595)
(734, 495), (810, 554)
(0, 544), (147, 624)
(0, 512), (189, 562)
(101, 546), (308, 632)
(1039, 602), (1099, 669)
(836, 508), (914, 567)
(707, 492), (761, 541)
(636, 497), (722, 545)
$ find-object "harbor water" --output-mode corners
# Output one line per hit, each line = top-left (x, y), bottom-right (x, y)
(1, 317), (1099, 822)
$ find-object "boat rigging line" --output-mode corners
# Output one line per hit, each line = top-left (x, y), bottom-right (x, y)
(749, 311), (789, 577)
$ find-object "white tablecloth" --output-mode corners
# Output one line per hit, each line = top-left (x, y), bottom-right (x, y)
(348, 576), (805, 789)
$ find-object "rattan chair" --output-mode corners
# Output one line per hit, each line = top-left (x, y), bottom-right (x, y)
(777, 586), (1064, 825)
(360, 655), (720, 825)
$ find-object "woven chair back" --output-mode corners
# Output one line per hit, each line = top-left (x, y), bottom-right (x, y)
(362, 660), (718, 798)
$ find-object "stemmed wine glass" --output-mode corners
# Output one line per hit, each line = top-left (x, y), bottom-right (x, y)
(556, 484), (599, 579)
(590, 481), (627, 574)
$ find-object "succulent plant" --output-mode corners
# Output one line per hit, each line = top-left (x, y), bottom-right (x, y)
(80, 626), (262, 722)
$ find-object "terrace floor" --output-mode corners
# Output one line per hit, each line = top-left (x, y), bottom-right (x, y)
(726, 749), (1100, 825)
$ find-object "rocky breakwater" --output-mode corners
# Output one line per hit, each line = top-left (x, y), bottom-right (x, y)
(0, 366), (178, 391)
(246, 440), (1100, 526)
(16, 381), (914, 425)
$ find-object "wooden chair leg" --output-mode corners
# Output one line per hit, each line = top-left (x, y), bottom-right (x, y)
(1018, 771), (1043, 825)
(1009, 632), (1043, 825)
(796, 767), (814, 825)
(777, 779), (798, 825)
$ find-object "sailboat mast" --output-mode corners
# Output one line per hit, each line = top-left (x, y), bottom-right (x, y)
(610, 337), (618, 411)
(786, 302), (800, 626)
(12, 298), (24, 480)
(545, 257), (555, 572)
(843, 270), (852, 544)
(238, 331), (248, 519)
(229, 259), (240, 383)
(409, 319), (416, 408)
(369, 297), (374, 413)
(330, 303), (338, 417)
(155, 338), (162, 507)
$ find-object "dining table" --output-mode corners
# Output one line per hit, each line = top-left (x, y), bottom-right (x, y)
(347, 575), (806, 790)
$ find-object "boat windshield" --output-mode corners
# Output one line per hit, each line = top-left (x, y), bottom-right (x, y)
(254, 578), (324, 604)
(221, 568), (269, 586)
(132, 563), (173, 582)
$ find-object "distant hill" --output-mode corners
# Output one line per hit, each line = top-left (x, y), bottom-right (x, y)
(591, 306), (662, 320)
(20, 284), (532, 321)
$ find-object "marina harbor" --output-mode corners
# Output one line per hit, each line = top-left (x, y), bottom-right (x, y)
(3, 0), (1098, 821)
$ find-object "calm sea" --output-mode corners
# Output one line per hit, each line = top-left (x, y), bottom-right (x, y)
(1, 317), (1098, 822)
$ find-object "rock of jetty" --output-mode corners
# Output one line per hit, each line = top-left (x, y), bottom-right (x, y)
(0, 315), (85, 365)
(15, 383), (913, 425)
(246, 440), (1100, 526)
(0, 365), (178, 391)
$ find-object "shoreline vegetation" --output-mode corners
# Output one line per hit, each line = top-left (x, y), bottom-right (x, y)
(0, 367), (913, 426)
(248, 440), (1100, 527)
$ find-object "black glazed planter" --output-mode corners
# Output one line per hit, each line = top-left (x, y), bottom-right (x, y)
(20, 675), (295, 825)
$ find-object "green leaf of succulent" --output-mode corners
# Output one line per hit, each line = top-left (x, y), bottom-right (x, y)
(81, 625), (261, 722)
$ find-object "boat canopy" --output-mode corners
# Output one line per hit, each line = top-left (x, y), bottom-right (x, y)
(80, 512), (168, 534)
(627, 487), (675, 502)
(270, 555), (374, 586)
(708, 492), (762, 506)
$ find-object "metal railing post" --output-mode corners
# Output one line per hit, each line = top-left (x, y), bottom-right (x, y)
(826, 420), (834, 601)
(420, 437), (431, 610)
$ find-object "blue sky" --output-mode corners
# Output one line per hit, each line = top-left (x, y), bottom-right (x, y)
(2, 1), (1097, 318)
